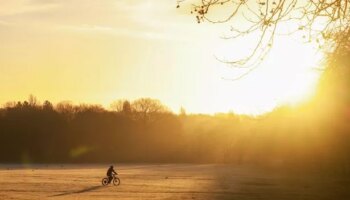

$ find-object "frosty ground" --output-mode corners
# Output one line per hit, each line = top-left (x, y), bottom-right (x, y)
(0, 164), (349, 200)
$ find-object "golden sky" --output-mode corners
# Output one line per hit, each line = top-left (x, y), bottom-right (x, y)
(0, 0), (323, 115)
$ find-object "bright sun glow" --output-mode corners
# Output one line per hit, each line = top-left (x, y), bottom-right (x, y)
(180, 31), (323, 115)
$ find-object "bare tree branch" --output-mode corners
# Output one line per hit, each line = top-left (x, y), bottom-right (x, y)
(177, 0), (350, 79)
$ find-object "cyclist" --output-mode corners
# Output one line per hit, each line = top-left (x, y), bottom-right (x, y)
(106, 165), (118, 183)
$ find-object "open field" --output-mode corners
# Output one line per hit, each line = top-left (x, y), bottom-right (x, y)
(0, 164), (349, 200)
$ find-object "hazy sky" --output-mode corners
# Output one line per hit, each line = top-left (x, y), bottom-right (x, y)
(0, 0), (322, 114)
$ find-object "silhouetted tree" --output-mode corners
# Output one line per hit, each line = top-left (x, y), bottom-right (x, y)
(28, 94), (39, 107)
(110, 100), (125, 112)
(111, 99), (132, 115)
(43, 100), (54, 111)
(122, 100), (132, 115)
(131, 98), (170, 123)
(56, 101), (76, 120)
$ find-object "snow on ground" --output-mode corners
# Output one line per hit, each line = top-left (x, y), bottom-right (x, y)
(0, 164), (349, 200)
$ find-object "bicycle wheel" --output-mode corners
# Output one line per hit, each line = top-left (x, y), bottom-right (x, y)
(102, 178), (109, 186)
(113, 177), (120, 186)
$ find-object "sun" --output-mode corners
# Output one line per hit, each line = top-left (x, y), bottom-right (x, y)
(185, 33), (324, 115)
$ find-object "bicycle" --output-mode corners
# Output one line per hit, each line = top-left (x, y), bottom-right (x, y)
(102, 174), (120, 186)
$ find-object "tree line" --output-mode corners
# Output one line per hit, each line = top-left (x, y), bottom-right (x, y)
(0, 97), (183, 163)
(0, 89), (349, 176)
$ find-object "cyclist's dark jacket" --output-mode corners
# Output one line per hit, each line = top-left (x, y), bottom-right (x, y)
(107, 167), (116, 176)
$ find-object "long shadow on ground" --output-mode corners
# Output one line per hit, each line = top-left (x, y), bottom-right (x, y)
(50, 185), (104, 197)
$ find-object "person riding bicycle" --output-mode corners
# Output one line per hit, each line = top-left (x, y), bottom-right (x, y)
(106, 165), (118, 183)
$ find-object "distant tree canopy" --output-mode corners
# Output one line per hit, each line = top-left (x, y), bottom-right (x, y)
(178, 0), (350, 70)
(0, 97), (182, 163)
(110, 98), (169, 122)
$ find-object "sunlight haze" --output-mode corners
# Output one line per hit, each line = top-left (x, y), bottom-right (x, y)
(0, 0), (323, 115)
